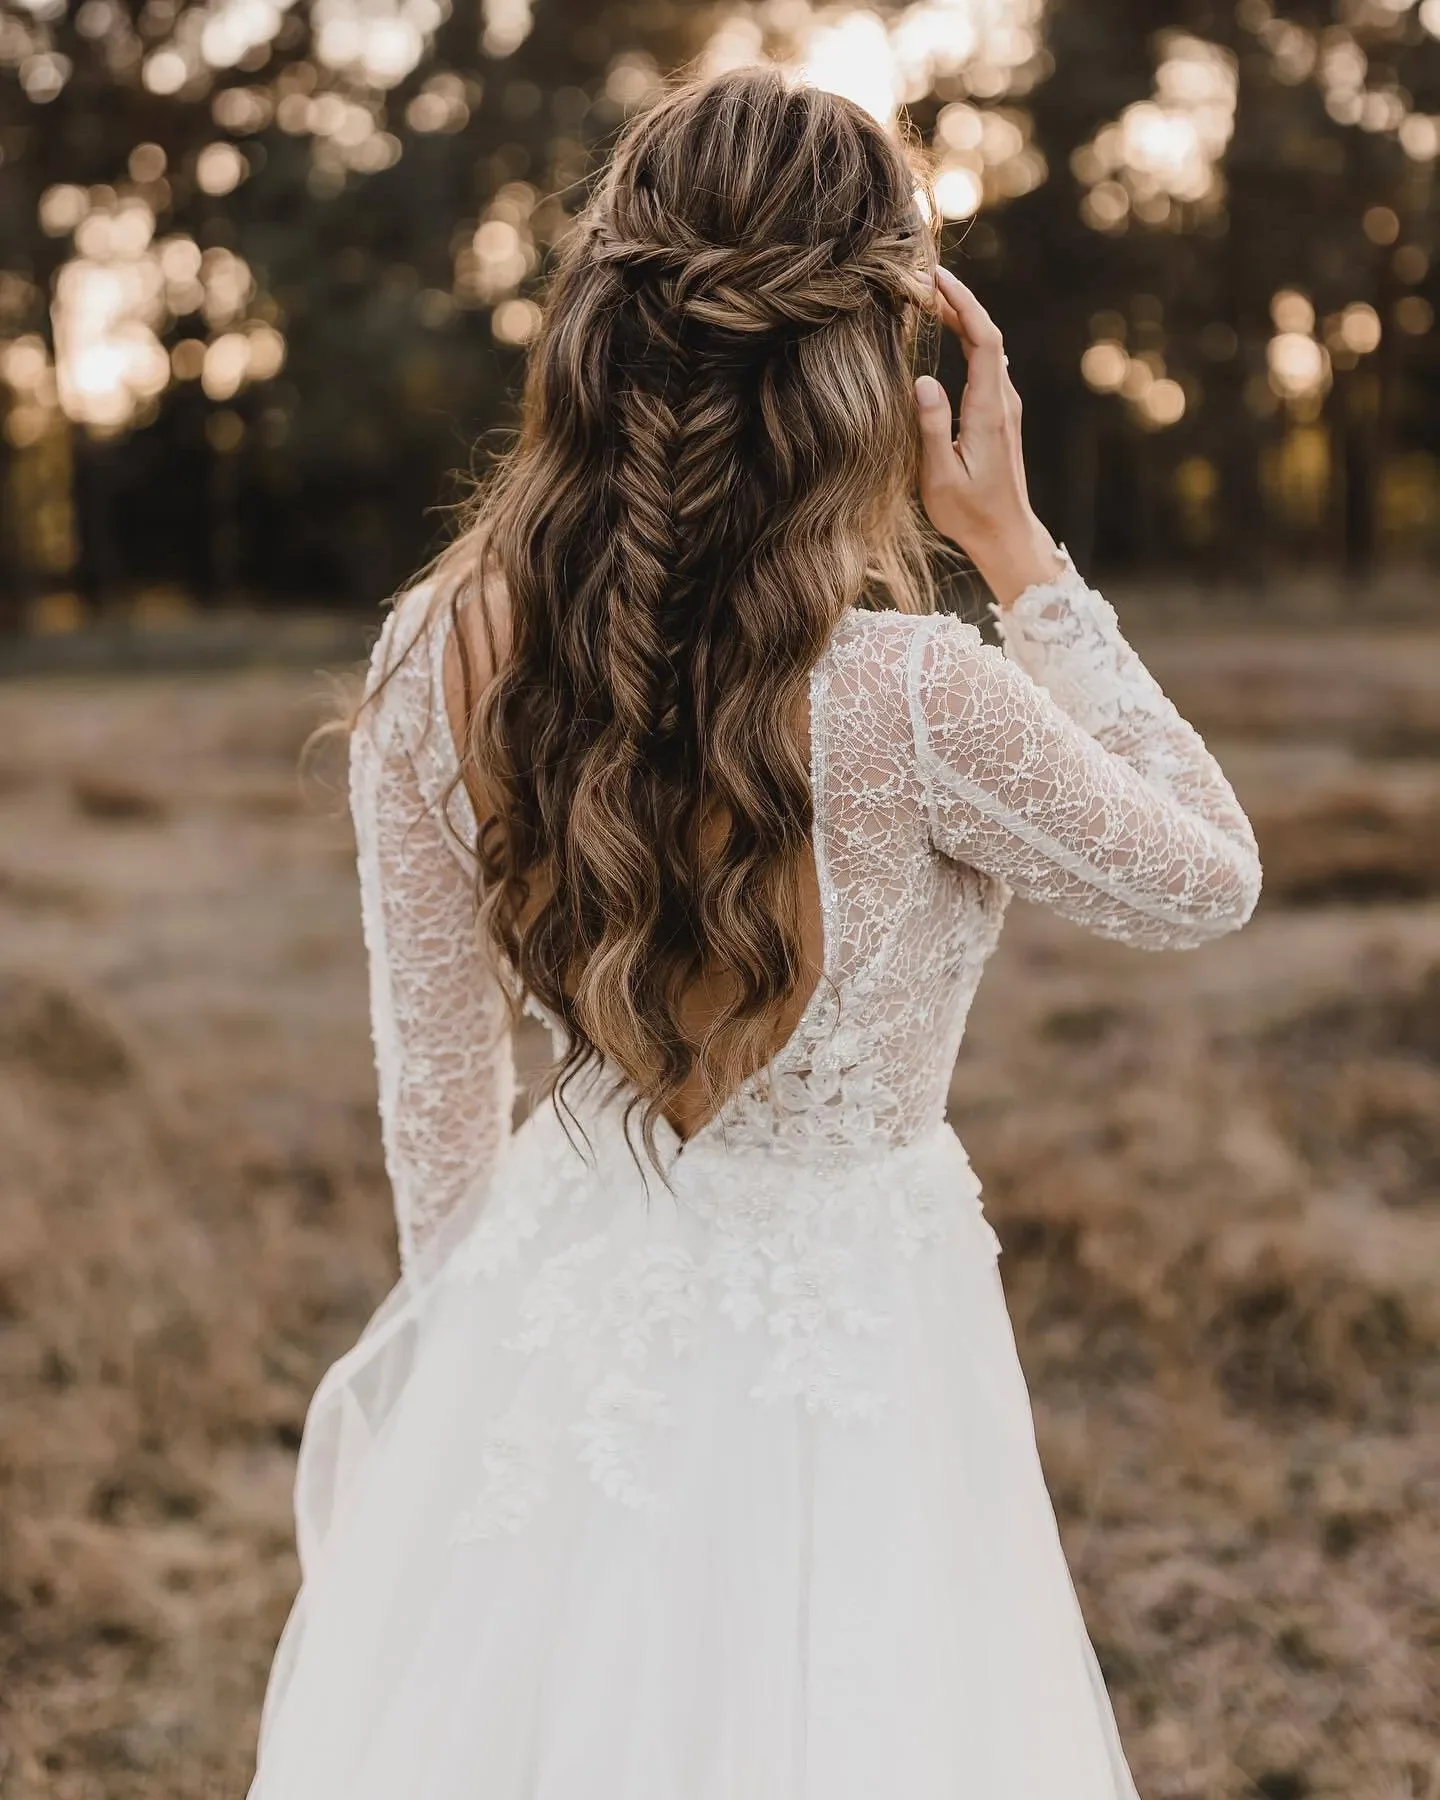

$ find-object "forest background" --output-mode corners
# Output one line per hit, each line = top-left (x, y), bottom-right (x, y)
(1, 0), (1439, 624)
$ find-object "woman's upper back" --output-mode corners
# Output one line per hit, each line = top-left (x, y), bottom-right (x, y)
(358, 563), (1259, 1162)
(363, 583), (986, 1154)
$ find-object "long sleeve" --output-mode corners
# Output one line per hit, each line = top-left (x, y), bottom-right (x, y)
(350, 593), (515, 1276)
(906, 551), (1261, 949)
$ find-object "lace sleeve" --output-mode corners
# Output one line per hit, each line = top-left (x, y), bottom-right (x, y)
(350, 594), (515, 1276)
(906, 553), (1261, 949)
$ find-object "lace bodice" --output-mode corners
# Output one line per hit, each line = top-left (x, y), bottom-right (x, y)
(351, 554), (1260, 1272)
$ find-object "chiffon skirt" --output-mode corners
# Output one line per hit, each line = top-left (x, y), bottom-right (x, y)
(249, 1102), (1140, 1799)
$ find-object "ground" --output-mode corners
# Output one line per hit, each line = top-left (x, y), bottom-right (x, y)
(1, 621), (1438, 1800)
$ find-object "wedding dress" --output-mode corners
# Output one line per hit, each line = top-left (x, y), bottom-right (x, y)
(249, 553), (1260, 1799)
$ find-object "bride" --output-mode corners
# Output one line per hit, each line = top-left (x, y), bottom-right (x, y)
(249, 66), (1260, 1799)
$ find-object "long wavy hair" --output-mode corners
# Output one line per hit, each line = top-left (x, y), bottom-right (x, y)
(414, 67), (940, 1160)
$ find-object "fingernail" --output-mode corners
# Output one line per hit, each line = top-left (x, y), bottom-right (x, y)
(914, 375), (945, 409)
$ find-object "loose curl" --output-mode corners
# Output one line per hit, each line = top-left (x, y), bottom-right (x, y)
(419, 67), (940, 1164)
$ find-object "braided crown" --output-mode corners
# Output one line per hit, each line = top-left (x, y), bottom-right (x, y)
(586, 215), (931, 335)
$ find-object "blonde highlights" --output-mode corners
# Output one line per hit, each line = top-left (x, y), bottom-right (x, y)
(434, 68), (939, 1160)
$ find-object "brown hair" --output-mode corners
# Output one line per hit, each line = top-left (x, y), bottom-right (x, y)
(425, 66), (938, 1160)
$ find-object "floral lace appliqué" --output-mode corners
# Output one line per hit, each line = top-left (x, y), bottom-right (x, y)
(357, 570), (1259, 1551)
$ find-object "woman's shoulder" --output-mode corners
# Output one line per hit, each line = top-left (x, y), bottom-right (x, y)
(820, 606), (1000, 765)
(826, 604), (985, 691)
(363, 559), (509, 743)
(353, 575), (493, 845)
(365, 579), (442, 691)
(356, 582), (447, 762)
(837, 604), (984, 648)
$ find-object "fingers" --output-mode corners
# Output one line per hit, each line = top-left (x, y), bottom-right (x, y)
(935, 268), (1009, 430)
(934, 267), (1002, 355)
(913, 373), (957, 475)
(929, 273), (964, 338)
(934, 268), (1023, 432)
(914, 373), (965, 521)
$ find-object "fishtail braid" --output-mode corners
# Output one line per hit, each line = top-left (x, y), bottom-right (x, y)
(407, 66), (941, 1167)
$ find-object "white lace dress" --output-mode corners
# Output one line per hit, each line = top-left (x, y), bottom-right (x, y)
(249, 556), (1261, 1800)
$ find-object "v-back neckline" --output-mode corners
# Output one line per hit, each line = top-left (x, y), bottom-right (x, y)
(435, 599), (856, 1160)
(652, 627), (841, 1159)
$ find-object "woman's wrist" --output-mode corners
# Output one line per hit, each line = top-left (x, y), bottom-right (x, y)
(961, 513), (1066, 610)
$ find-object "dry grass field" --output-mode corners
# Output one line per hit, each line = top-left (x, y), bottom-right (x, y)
(2, 620), (1439, 1800)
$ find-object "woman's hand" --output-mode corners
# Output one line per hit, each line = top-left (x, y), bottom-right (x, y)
(915, 266), (1065, 608)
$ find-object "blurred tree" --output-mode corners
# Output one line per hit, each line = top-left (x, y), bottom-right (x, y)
(0, 0), (1436, 627)
(934, 0), (1440, 582)
(0, 0), (717, 625)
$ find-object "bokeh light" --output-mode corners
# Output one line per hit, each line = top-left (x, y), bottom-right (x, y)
(482, 0), (534, 60)
(1271, 290), (1315, 335)
(32, 176), (286, 437)
(1337, 301), (1382, 355)
(0, 0), (1433, 609)
(697, 4), (1049, 221)
(1075, 33), (1237, 232)
(1140, 377), (1186, 427)
(703, 0), (1051, 128)
(1, 332), (60, 449)
(492, 297), (542, 345)
(1080, 340), (1127, 393)
(129, 143), (168, 183)
(171, 338), (207, 380)
(311, 0), (439, 89)
(454, 182), (540, 307)
(1363, 205), (1400, 246)
(406, 72), (476, 133)
(1080, 319), (1188, 429)
(20, 48), (70, 102)
(38, 185), (89, 237)
(213, 86), (274, 132)
(142, 49), (188, 96)
(1242, 1), (1440, 163)
(196, 142), (248, 195)
(1268, 331), (1330, 404)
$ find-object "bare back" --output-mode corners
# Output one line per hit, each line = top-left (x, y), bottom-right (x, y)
(440, 584), (828, 1144)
